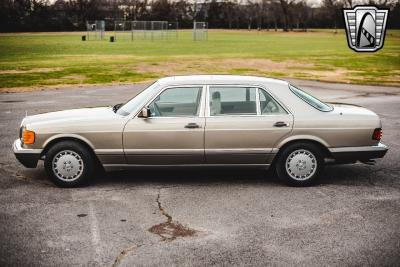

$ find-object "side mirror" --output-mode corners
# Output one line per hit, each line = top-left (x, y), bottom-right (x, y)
(139, 107), (150, 118)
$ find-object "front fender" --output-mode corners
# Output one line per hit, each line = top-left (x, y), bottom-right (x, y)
(42, 134), (96, 150)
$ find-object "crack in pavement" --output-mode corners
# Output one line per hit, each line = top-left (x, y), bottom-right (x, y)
(155, 188), (172, 222)
(148, 188), (197, 241)
(111, 244), (142, 267)
(111, 187), (197, 267)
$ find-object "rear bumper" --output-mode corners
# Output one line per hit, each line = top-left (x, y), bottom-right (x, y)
(13, 139), (42, 168)
(328, 143), (388, 163)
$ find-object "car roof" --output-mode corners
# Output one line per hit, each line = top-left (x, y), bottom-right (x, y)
(157, 75), (289, 87)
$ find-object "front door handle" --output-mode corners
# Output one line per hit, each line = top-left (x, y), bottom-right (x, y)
(185, 123), (200, 129)
(274, 121), (289, 127)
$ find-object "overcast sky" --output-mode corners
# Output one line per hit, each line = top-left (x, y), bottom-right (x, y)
(189, 0), (324, 8)
(307, 0), (323, 8)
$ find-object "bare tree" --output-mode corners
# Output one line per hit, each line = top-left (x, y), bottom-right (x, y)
(1, 0), (399, 32)
(279, 0), (295, 31)
(223, 0), (237, 29)
(270, 1), (281, 31)
(254, 0), (269, 30)
(121, 0), (148, 21)
(322, 0), (343, 32)
(343, 0), (353, 8)
(293, 0), (309, 31)
(244, 0), (259, 30)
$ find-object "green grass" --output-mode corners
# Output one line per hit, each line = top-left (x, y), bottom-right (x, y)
(0, 29), (399, 91)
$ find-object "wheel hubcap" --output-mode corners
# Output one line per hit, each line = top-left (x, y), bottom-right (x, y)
(52, 150), (84, 181)
(285, 149), (317, 181)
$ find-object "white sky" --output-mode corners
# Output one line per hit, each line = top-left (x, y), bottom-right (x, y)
(307, 0), (323, 8)
(49, 0), (325, 8)
(187, 0), (324, 8)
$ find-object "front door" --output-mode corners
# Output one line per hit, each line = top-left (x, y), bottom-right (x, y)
(123, 86), (205, 165)
(205, 85), (293, 164)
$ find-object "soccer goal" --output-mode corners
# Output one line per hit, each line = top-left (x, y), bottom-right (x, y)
(114, 20), (132, 41)
(166, 22), (179, 40)
(86, 20), (105, 40)
(193, 21), (208, 41)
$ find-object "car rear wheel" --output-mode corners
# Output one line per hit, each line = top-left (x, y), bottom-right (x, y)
(275, 142), (324, 186)
(44, 141), (94, 187)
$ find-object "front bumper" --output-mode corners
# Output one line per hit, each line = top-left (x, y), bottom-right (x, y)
(13, 139), (42, 168)
(328, 142), (388, 163)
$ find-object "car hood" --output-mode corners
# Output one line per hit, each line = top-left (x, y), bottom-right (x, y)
(22, 107), (118, 126)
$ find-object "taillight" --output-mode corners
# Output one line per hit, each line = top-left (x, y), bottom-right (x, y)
(372, 128), (382, 141)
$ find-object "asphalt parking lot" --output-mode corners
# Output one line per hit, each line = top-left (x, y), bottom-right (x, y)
(1, 79), (400, 266)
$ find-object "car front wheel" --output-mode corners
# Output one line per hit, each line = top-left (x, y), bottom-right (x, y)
(275, 142), (324, 186)
(44, 141), (94, 187)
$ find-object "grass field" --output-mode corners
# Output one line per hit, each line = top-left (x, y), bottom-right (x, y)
(0, 29), (399, 92)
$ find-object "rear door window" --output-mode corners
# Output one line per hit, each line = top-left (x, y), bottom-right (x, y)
(209, 87), (257, 116)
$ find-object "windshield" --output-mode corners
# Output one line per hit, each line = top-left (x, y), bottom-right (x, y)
(289, 84), (333, 112)
(116, 82), (160, 116)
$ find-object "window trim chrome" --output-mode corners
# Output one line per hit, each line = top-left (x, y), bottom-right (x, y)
(255, 88), (261, 115)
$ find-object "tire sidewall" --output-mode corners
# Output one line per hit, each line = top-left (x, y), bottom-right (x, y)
(44, 141), (94, 187)
(276, 142), (324, 186)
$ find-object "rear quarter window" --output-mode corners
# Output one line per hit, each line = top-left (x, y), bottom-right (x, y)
(289, 84), (333, 112)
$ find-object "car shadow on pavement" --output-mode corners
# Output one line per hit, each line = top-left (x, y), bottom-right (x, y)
(18, 162), (390, 188)
(321, 164), (391, 186)
(91, 164), (386, 187)
(93, 168), (278, 187)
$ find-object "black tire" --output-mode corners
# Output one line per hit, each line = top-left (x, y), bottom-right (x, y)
(44, 141), (95, 187)
(275, 142), (324, 186)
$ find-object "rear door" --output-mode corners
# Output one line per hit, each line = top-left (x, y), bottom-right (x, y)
(205, 85), (293, 164)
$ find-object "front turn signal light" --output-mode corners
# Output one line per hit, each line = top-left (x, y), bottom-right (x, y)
(23, 129), (35, 144)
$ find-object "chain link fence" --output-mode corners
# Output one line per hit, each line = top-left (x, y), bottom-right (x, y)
(110, 21), (179, 41)
(85, 20), (209, 42)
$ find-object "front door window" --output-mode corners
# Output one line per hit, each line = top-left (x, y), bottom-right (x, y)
(148, 87), (202, 117)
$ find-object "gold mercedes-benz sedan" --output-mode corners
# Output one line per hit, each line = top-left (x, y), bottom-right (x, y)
(13, 75), (388, 187)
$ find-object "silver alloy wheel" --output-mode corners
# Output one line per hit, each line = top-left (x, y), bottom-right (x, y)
(52, 150), (84, 182)
(285, 149), (317, 181)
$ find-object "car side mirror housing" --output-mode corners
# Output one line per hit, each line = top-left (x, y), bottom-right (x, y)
(139, 107), (150, 118)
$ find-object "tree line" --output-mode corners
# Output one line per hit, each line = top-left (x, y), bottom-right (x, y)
(1, 0), (399, 32)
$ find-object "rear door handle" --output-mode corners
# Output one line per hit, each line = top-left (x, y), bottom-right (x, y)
(185, 123), (200, 129)
(274, 121), (289, 127)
